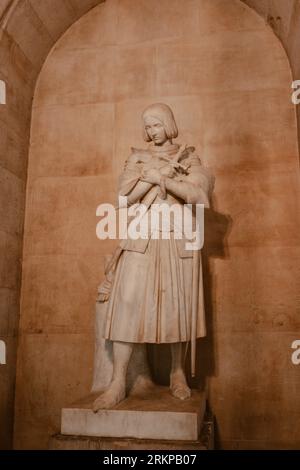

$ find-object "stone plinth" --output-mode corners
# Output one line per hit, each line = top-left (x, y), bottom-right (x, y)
(61, 386), (206, 442)
(51, 415), (214, 450)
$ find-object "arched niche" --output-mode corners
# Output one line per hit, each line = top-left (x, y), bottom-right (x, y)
(14, 0), (300, 450)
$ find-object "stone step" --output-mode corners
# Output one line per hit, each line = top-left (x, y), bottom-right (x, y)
(61, 386), (206, 442)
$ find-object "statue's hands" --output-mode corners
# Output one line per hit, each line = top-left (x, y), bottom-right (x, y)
(140, 168), (161, 185)
(159, 164), (177, 179)
(97, 278), (112, 303)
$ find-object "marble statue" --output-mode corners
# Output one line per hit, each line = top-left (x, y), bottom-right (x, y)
(92, 103), (214, 412)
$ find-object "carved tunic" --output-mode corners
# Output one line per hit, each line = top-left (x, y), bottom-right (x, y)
(103, 143), (214, 343)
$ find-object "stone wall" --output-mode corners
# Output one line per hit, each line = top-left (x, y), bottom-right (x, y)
(0, 1), (34, 449)
(0, 0), (103, 450)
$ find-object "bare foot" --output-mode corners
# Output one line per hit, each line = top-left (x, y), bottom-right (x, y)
(170, 370), (191, 400)
(93, 380), (126, 412)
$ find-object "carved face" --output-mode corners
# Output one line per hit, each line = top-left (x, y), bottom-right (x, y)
(144, 116), (168, 145)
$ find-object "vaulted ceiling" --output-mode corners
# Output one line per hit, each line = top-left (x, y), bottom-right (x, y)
(243, 0), (300, 78)
(1, 0), (299, 148)
(0, 0), (105, 79)
(1, 0), (300, 81)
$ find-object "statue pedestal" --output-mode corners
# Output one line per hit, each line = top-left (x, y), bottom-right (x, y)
(50, 418), (214, 450)
(60, 386), (207, 443)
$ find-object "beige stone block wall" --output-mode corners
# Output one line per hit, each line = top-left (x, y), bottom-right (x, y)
(0, 26), (33, 452)
(4, 0), (300, 450)
(0, 0), (105, 449)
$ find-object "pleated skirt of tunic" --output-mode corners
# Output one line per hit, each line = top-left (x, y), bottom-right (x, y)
(104, 235), (206, 343)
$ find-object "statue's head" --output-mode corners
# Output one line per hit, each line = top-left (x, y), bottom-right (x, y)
(142, 103), (178, 145)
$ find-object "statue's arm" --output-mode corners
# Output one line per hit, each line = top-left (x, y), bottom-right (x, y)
(163, 155), (214, 207)
(124, 180), (154, 206)
(118, 153), (155, 207)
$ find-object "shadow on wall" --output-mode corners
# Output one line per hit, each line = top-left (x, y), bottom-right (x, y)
(148, 206), (232, 392)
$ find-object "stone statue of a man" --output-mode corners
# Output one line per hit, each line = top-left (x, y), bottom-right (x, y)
(93, 103), (214, 412)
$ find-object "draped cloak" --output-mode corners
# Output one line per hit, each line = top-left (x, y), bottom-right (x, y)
(103, 143), (214, 343)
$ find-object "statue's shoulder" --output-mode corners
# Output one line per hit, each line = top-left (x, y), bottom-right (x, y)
(179, 145), (202, 166)
(182, 146), (215, 188)
(127, 147), (152, 164)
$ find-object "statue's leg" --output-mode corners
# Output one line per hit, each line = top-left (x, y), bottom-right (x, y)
(170, 342), (191, 400)
(127, 344), (155, 395)
(93, 341), (134, 412)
